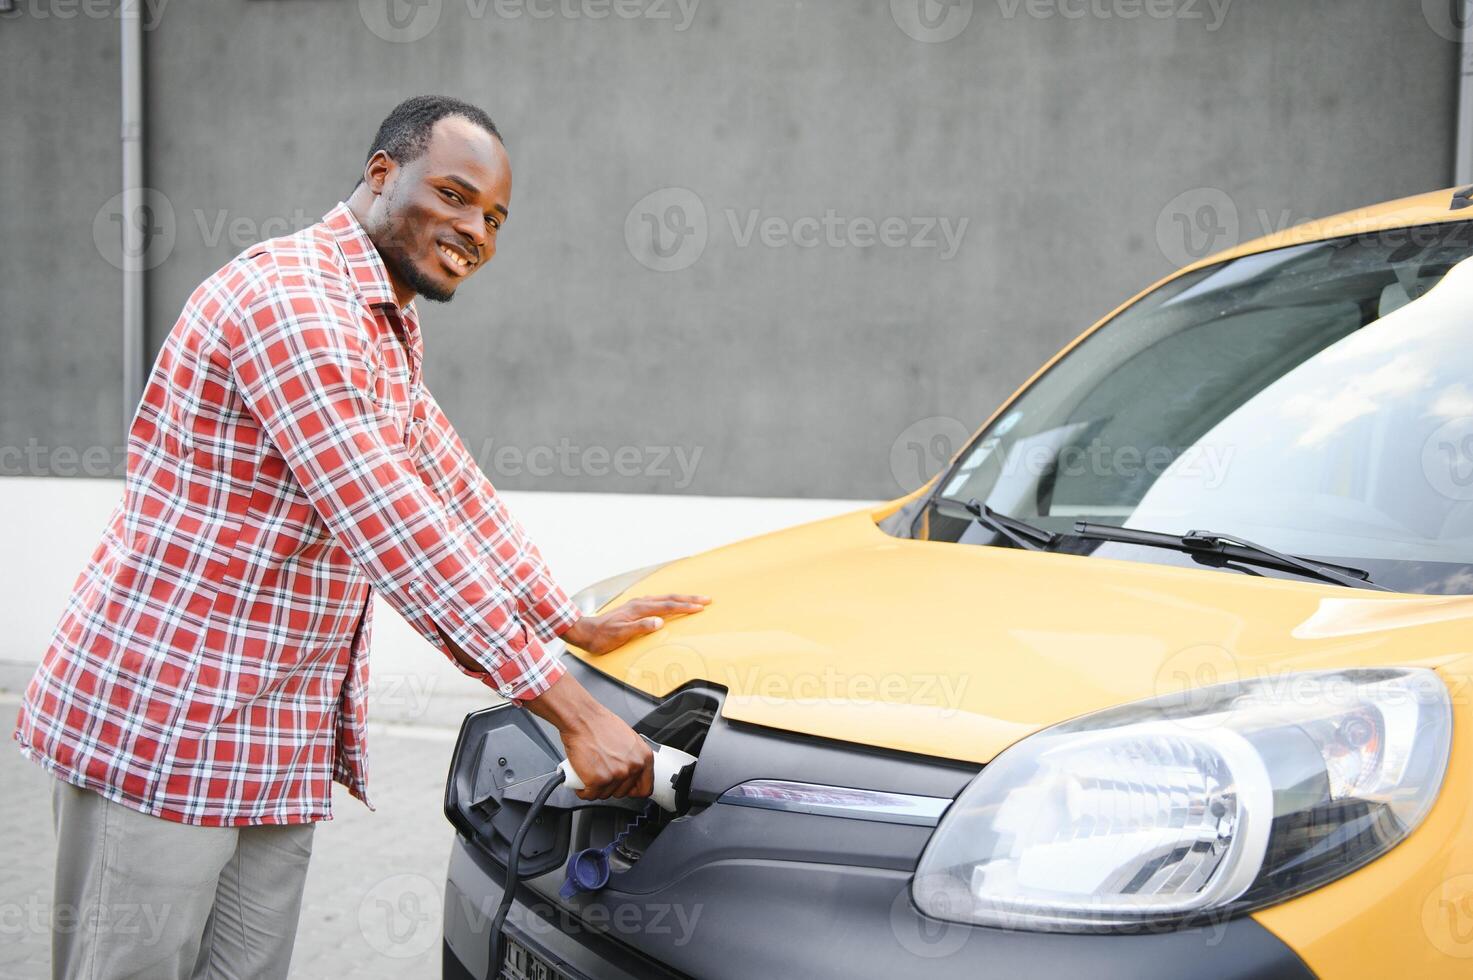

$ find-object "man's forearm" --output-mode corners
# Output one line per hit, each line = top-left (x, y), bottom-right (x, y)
(520, 670), (600, 734)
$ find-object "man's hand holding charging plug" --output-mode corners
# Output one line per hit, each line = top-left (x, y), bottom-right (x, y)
(529, 594), (710, 800)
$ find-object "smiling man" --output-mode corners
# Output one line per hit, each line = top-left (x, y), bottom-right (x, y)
(14, 95), (707, 980)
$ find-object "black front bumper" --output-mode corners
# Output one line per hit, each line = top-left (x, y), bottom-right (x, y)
(442, 828), (1315, 980)
(443, 657), (1317, 980)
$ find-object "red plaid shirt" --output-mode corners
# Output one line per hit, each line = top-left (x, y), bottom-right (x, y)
(14, 203), (579, 826)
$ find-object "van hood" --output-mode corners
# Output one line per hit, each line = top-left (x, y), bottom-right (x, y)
(569, 509), (1473, 765)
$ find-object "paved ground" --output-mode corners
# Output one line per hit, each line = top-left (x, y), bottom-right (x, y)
(0, 690), (463, 980)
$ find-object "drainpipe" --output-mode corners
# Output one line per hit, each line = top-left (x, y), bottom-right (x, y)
(1458, 0), (1473, 185)
(120, 0), (145, 433)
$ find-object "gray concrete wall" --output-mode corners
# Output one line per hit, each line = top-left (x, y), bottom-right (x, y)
(0, 10), (122, 479)
(0, 0), (1460, 498)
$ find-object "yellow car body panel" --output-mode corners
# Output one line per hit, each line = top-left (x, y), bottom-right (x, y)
(568, 188), (1473, 976)
(572, 512), (1473, 976)
(573, 509), (1470, 764)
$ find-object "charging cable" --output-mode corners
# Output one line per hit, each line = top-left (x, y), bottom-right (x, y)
(489, 768), (567, 974)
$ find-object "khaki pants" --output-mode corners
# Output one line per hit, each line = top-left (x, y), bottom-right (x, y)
(49, 780), (315, 980)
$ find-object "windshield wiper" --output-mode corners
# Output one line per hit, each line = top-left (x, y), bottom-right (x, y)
(1071, 522), (1389, 591)
(965, 499), (1058, 552)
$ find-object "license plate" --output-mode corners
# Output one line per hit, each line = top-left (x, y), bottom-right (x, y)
(502, 937), (569, 980)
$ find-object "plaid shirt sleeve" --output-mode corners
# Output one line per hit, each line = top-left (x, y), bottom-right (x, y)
(226, 277), (566, 701)
(415, 387), (582, 643)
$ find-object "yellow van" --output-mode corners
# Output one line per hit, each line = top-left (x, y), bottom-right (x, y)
(444, 187), (1473, 980)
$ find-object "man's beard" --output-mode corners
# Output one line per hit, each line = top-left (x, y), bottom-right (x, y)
(379, 236), (457, 304)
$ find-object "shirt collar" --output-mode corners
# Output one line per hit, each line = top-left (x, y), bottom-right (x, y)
(323, 202), (407, 313)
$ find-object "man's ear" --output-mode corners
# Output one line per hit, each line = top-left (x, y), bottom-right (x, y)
(362, 150), (396, 195)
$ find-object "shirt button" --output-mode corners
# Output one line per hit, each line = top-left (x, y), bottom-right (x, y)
(499, 684), (515, 696)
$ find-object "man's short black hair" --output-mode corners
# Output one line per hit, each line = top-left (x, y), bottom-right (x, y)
(360, 95), (501, 179)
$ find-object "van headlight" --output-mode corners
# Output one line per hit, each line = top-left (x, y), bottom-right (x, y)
(569, 562), (672, 616)
(913, 668), (1452, 932)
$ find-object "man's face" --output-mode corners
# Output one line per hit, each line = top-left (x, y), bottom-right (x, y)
(365, 116), (512, 304)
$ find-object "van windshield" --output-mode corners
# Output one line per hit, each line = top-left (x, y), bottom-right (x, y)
(926, 223), (1473, 595)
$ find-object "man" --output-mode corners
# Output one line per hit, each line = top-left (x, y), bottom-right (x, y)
(14, 95), (709, 979)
